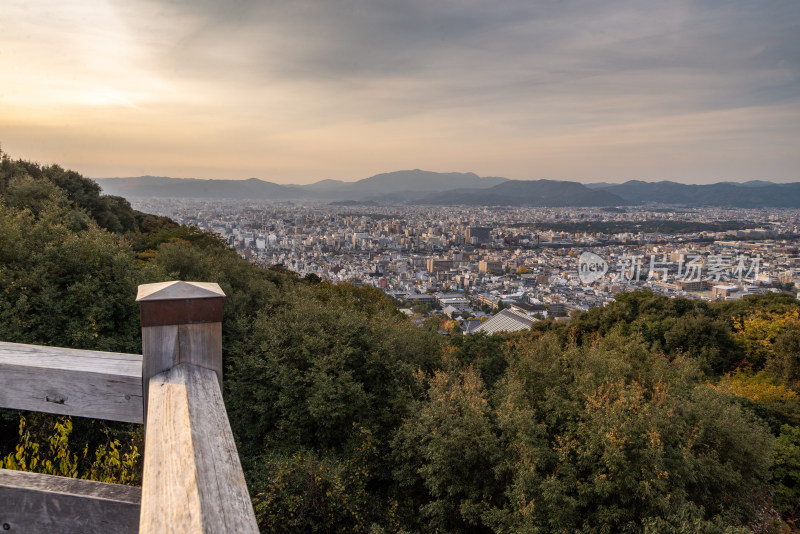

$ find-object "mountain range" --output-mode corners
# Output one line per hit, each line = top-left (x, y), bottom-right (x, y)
(92, 171), (800, 208)
(598, 180), (800, 208)
(92, 176), (309, 201)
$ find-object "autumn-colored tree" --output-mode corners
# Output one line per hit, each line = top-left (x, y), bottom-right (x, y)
(732, 309), (800, 369)
(3, 416), (140, 486)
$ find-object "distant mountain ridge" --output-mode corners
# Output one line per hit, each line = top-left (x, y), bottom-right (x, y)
(93, 175), (308, 200)
(301, 169), (510, 203)
(93, 170), (508, 202)
(346, 170), (508, 195)
(92, 173), (800, 207)
(595, 180), (800, 208)
(420, 180), (625, 207)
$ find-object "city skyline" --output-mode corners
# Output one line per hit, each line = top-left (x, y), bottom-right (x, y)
(130, 197), (799, 315)
(2, 0), (799, 184)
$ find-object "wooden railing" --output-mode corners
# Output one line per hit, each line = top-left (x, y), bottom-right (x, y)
(0, 281), (259, 533)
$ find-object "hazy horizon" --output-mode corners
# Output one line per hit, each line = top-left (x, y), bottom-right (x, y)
(90, 171), (796, 187)
(3, 1), (799, 185)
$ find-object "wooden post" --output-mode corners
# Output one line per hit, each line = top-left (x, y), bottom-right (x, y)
(136, 281), (225, 424)
(137, 281), (258, 532)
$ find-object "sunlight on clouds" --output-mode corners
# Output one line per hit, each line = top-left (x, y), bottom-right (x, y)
(77, 89), (137, 108)
(0, 0), (172, 114)
(0, 0), (797, 182)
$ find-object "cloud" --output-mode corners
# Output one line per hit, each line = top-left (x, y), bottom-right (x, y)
(111, 0), (799, 120)
(2, 0), (799, 181)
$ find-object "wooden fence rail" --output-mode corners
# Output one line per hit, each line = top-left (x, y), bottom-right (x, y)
(0, 342), (143, 423)
(140, 364), (257, 533)
(0, 281), (259, 533)
(0, 469), (141, 534)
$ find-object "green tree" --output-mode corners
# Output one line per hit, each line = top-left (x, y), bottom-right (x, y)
(393, 367), (502, 532)
(773, 424), (800, 520)
(0, 199), (153, 352)
(249, 425), (388, 533)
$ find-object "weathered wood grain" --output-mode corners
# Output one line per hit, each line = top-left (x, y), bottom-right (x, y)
(0, 468), (141, 533)
(140, 324), (179, 418)
(140, 364), (258, 534)
(0, 342), (143, 423)
(178, 323), (223, 386)
(140, 323), (222, 419)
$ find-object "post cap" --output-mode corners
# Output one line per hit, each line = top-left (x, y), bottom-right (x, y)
(136, 281), (225, 302)
(137, 281), (225, 327)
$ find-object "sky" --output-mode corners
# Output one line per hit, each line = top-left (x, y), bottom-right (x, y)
(1, 0), (799, 185)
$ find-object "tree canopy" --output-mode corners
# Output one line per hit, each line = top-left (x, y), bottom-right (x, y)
(0, 150), (798, 532)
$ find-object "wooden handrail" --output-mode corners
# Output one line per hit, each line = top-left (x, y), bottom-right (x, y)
(0, 342), (143, 423)
(0, 281), (259, 533)
(139, 364), (258, 533)
(0, 469), (141, 534)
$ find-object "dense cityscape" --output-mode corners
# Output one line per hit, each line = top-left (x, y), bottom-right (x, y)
(130, 198), (800, 334)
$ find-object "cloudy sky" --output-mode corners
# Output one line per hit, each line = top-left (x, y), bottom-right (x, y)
(2, 0), (798, 184)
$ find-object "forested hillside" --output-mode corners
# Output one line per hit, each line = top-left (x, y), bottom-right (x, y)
(0, 150), (798, 533)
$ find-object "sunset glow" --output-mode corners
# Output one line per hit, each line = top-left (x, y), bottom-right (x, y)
(2, 0), (798, 184)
